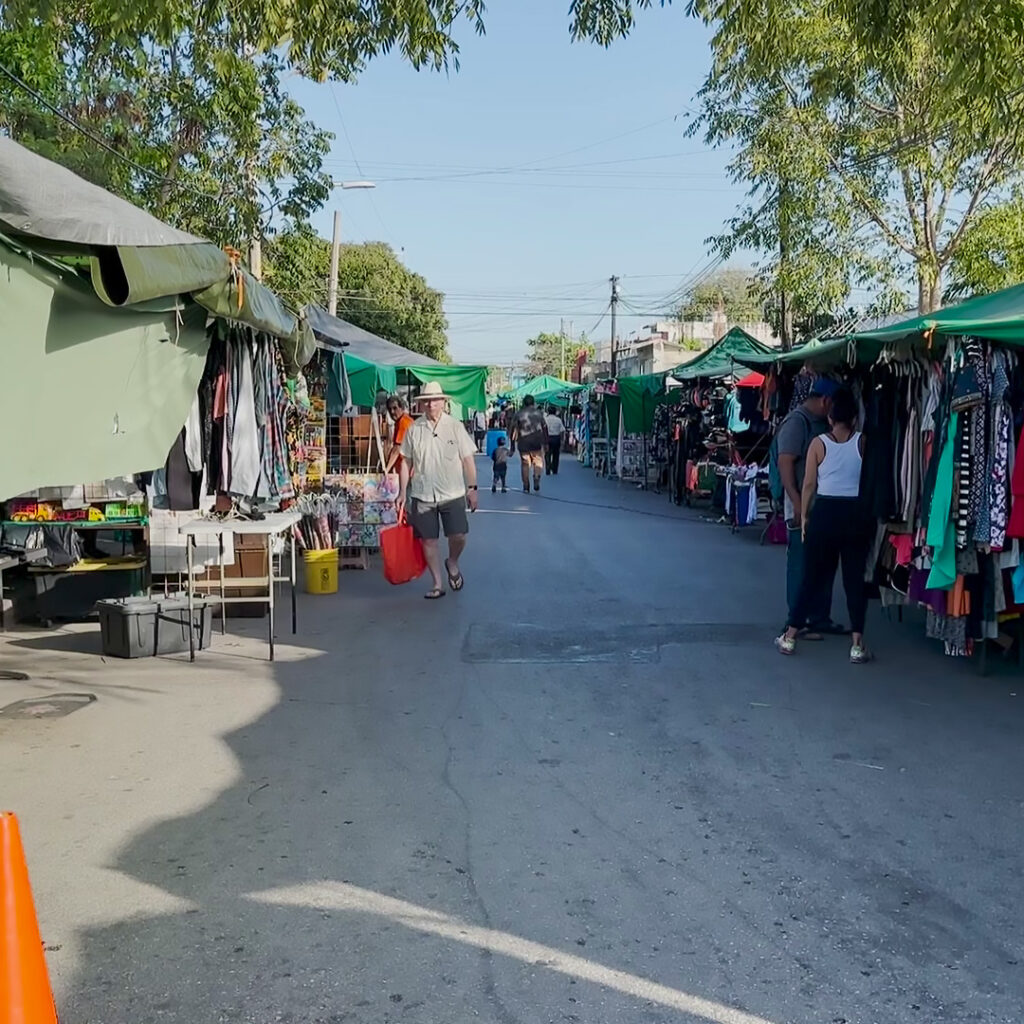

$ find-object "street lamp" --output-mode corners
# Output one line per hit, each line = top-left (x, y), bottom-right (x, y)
(328, 180), (377, 317)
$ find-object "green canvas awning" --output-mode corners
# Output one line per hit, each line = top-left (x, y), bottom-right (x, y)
(852, 284), (1024, 345)
(0, 238), (209, 500)
(672, 328), (777, 380)
(0, 138), (311, 369)
(408, 365), (488, 411)
(328, 355), (487, 413)
(617, 373), (667, 434)
(770, 337), (853, 366)
(509, 374), (587, 406)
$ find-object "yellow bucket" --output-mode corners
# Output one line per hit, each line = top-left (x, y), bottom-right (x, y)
(303, 549), (338, 595)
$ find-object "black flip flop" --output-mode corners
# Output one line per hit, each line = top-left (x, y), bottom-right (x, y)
(424, 588), (446, 600)
(446, 561), (464, 591)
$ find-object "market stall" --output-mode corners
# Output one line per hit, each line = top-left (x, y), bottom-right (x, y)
(303, 306), (487, 564)
(665, 329), (776, 517)
(0, 138), (314, 637)
(767, 284), (1024, 664)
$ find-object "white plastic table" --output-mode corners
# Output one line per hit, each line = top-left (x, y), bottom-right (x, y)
(178, 511), (301, 661)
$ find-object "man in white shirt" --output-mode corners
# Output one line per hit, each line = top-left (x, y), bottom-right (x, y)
(399, 382), (479, 599)
(544, 405), (565, 476)
(473, 409), (488, 452)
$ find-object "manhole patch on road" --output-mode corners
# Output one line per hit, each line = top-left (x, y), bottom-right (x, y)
(0, 693), (97, 720)
(463, 622), (764, 664)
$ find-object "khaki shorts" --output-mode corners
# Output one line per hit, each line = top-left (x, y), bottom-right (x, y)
(519, 449), (544, 479)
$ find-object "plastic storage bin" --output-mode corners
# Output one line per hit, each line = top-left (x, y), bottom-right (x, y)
(485, 429), (508, 458)
(96, 596), (212, 658)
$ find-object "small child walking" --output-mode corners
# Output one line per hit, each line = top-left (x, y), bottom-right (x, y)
(492, 437), (509, 493)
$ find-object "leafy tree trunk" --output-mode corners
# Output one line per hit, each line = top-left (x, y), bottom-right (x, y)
(918, 266), (943, 313)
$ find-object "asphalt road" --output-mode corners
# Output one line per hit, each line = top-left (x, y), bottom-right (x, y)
(2, 456), (1023, 1024)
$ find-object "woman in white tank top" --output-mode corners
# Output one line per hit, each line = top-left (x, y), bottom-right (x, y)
(776, 388), (873, 663)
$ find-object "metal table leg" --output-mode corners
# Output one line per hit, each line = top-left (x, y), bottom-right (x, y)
(187, 536), (195, 662)
(267, 535), (275, 661)
(290, 532), (297, 634)
(218, 534), (227, 634)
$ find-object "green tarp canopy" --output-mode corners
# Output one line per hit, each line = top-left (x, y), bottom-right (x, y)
(672, 327), (776, 380)
(0, 238), (209, 500)
(0, 138), (314, 373)
(309, 305), (484, 413)
(617, 373), (668, 434)
(328, 354), (488, 413)
(509, 374), (587, 407)
(759, 286), (1024, 371)
(767, 336), (852, 367)
(852, 284), (1024, 345)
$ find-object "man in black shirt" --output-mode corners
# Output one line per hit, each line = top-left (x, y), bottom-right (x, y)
(510, 396), (549, 493)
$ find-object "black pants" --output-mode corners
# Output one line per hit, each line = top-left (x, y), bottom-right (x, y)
(789, 497), (872, 634)
(492, 463), (507, 489)
(545, 439), (561, 475)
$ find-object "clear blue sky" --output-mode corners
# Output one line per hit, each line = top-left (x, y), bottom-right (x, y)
(288, 0), (749, 367)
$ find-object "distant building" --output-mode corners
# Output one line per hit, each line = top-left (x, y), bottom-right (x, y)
(585, 317), (778, 380)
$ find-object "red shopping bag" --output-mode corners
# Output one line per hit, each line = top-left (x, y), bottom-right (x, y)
(379, 513), (426, 585)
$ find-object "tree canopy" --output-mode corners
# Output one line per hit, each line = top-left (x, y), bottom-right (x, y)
(524, 331), (595, 377)
(571, 0), (1024, 314)
(0, 4), (332, 253)
(677, 269), (763, 323)
(946, 197), (1024, 302)
(263, 228), (450, 361)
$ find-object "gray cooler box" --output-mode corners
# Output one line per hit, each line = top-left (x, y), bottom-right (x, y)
(97, 596), (212, 658)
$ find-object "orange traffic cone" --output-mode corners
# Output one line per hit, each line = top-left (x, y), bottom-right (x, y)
(0, 812), (58, 1024)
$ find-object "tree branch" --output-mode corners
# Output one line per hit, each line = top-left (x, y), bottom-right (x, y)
(940, 140), (1006, 261)
(778, 74), (918, 259)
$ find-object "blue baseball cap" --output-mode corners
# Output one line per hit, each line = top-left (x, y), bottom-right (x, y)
(809, 377), (840, 398)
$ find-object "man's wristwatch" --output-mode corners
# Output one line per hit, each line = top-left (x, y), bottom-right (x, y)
(467, 485), (478, 491)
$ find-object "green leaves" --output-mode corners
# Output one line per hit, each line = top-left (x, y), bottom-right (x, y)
(523, 332), (594, 376)
(0, 7), (333, 250)
(677, 269), (764, 323)
(263, 230), (450, 360)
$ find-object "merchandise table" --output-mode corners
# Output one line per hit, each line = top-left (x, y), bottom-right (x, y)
(179, 511), (301, 661)
(0, 555), (17, 630)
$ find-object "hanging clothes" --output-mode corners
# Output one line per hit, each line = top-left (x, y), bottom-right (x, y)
(926, 411), (959, 591)
(1005, 421), (1024, 539)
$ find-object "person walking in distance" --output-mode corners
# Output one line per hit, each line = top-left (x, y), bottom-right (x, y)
(473, 408), (488, 452)
(776, 387), (873, 663)
(544, 405), (565, 475)
(397, 382), (479, 599)
(510, 395), (548, 493)
(775, 377), (846, 638)
(491, 436), (509, 493)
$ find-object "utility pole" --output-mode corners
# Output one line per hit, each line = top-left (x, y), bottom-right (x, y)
(609, 275), (620, 377)
(328, 209), (342, 317)
(560, 317), (566, 381)
(326, 182), (375, 318)
(567, 320), (574, 382)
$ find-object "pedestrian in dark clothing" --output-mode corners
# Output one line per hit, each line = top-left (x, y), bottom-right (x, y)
(775, 376), (846, 637)
(509, 396), (548, 493)
(544, 405), (565, 475)
(777, 388), (873, 663)
(491, 438), (509, 493)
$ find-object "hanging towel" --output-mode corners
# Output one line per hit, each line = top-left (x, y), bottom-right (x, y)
(926, 412), (959, 591)
(230, 340), (262, 497)
(1006, 423), (1024, 539)
(184, 392), (204, 473)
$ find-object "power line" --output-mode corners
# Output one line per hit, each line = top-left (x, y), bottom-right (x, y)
(328, 83), (394, 243)
(0, 58), (222, 204)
